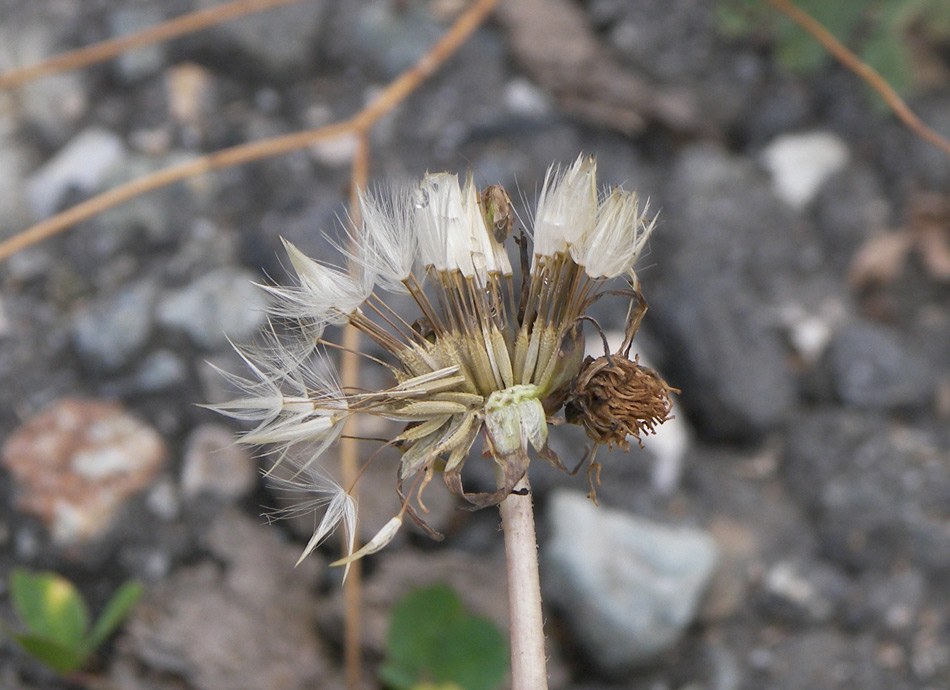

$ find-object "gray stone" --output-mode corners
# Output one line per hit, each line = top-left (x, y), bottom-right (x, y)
(330, 0), (444, 78)
(602, 0), (761, 128)
(813, 165), (891, 272)
(109, 6), (167, 82)
(761, 559), (851, 625)
(827, 320), (932, 409)
(197, 0), (327, 75)
(650, 274), (797, 439)
(657, 143), (807, 290)
(115, 510), (331, 690)
(761, 131), (850, 210)
(503, 77), (555, 118)
(863, 567), (926, 632)
(764, 631), (866, 690)
(784, 409), (950, 574)
(744, 78), (810, 144)
(156, 267), (267, 350)
(21, 72), (89, 144)
(0, 22), (88, 144)
(181, 424), (256, 502)
(132, 350), (188, 393)
(72, 279), (158, 372)
(645, 144), (813, 439)
(0, 138), (34, 238)
(26, 127), (125, 219)
(544, 490), (718, 672)
(96, 151), (205, 249)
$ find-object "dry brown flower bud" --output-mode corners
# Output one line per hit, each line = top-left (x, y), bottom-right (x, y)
(564, 354), (676, 450)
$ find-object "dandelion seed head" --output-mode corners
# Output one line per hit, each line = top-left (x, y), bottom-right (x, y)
(212, 154), (672, 565)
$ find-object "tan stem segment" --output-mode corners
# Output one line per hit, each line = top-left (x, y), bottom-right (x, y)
(498, 474), (548, 690)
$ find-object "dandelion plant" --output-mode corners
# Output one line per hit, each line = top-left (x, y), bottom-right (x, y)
(211, 155), (675, 689)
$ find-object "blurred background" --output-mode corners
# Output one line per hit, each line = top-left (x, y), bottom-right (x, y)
(1, 0), (949, 688)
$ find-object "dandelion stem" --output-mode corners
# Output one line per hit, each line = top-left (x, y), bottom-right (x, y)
(498, 473), (548, 690)
(340, 131), (370, 690)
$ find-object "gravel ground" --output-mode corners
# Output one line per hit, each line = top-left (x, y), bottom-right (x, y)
(1, 1), (950, 689)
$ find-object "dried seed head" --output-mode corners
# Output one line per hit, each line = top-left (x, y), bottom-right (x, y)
(564, 354), (676, 450)
(213, 155), (668, 565)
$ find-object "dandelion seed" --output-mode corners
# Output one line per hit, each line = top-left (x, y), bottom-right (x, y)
(212, 154), (675, 565)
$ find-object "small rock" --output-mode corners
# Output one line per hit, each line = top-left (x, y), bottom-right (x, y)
(544, 490), (719, 672)
(26, 127), (125, 218)
(2, 398), (167, 544)
(0, 22), (88, 143)
(813, 165), (890, 272)
(760, 559), (850, 624)
(651, 275), (797, 440)
(778, 300), (846, 366)
(95, 151), (203, 249)
(157, 267), (267, 350)
(309, 131), (359, 168)
(503, 77), (554, 117)
(71, 279), (158, 372)
(146, 478), (180, 521)
(784, 410), (950, 574)
(0, 138), (34, 237)
(826, 320), (932, 409)
(109, 6), (167, 81)
(197, 0), (327, 75)
(181, 424), (256, 502)
(765, 631), (862, 690)
(864, 567), (925, 632)
(132, 349), (188, 392)
(116, 510), (329, 690)
(650, 144), (806, 439)
(343, 0), (444, 78)
(700, 517), (757, 623)
(121, 545), (173, 581)
(166, 63), (215, 129)
(744, 77), (810, 144)
(21, 72), (89, 143)
(762, 131), (850, 210)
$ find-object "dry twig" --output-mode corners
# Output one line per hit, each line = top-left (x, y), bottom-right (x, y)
(765, 0), (950, 159)
(0, 0), (314, 90)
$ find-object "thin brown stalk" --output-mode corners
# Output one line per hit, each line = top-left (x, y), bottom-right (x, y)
(765, 0), (950, 159)
(339, 131), (370, 690)
(0, 0), (314, 90)
(0, 0), (501, 264)
(0, 121), (351, 262)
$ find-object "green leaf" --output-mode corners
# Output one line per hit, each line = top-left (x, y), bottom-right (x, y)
(714, 1), (762, 38)
(10, 570), (90, 651)
(429, 616), (508, 690)
(386, 585), (464, 677)
(379, 660), (420, 690)
(861, 23), (913, 97)
(14, 634), (88, 674)
(87, 580), (144, 652)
